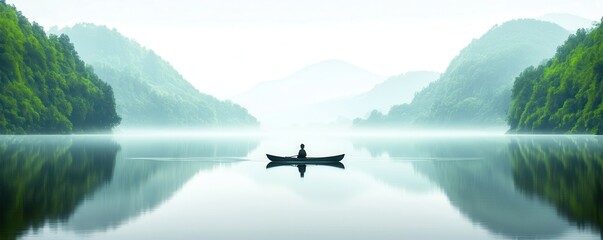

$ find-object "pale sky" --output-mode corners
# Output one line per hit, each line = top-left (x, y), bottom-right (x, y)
(8, 0), (602, 98)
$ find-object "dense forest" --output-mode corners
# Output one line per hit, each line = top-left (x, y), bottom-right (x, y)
(354, 20), (569, 128)
(508, 19), (603, 134)
(0, 2), (120, 133)
(53, 24), (258, 128)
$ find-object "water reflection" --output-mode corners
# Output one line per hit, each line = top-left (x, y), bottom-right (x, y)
(353, 137), (586, 238)
(266, 162), (345, 178)
(63, 136), (259, 234)
(0, 135), (119, 240)
(4, 134), (601, 239)
(509, 136), (603, 236)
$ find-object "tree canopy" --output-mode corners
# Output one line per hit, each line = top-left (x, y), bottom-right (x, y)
(508, 19), (603, 134)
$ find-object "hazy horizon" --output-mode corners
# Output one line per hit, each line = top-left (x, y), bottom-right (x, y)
(8, 0), (601, 99)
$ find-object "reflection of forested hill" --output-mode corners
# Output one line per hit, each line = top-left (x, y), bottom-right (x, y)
(0, 136), (119, 240)
(64, 137), (258, 233)
(510, 137), (603, 235)
(353, 137), (574, 238)
(65, 157), (210, 232)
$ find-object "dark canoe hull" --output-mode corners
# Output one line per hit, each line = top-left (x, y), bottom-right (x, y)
(266, 161), (345, 169)
(266, 154), (344, 163)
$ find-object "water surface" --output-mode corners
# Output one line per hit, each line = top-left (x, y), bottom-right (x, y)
(1, 133), (601, 239)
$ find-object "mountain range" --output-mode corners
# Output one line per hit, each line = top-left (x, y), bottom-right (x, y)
(355, 19), (571, 128)
(234, 60), (438, 126)
(52, 24), (258, 128)
(287, 71), (439, 126)
(233, 59), (384, 125)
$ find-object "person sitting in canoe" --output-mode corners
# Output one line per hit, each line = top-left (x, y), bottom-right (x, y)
(297, 144), (307, 158)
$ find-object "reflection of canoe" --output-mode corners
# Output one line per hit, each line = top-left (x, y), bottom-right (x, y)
(266, 154), (344, 163)
(266, 161), (345, 169)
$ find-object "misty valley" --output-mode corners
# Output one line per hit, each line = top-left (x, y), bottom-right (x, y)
(1, 0), (603, 239)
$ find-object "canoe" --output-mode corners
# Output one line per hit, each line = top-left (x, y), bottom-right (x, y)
(266, 161), (345, 169)
(266, 154), (344, 164)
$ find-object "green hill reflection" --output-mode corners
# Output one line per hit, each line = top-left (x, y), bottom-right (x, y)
(0, 136), (119, 240)
(64, 136), (259, 233)
(353, 136), (587, 238)
(510, 136), (603, 235)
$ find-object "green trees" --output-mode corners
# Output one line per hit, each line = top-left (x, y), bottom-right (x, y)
(0, 3), (120, 134)
(508, 19), (603, 134)
(354, 20), (569, 128)
(55, 24), (258, 127)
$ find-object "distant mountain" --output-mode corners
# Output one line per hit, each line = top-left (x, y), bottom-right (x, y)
(53, 24), (258, 128)
(0, 3), (120, 134)
(287, 71), (439, 125)
(540, 13), (595, 32)
(355, 19), (570, 128)
(232, 59), (384, 126)
(324, 71), (439, 114)
(508, 19), (603, 134)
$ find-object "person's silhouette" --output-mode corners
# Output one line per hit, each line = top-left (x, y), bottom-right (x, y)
(298, 144), (307, 158)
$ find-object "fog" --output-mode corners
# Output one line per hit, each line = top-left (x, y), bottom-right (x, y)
(108, 127), (509, 139)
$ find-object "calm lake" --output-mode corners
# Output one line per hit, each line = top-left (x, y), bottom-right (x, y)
(1, 132), (601, 240)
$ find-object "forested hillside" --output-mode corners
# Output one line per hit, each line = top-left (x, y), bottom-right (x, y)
(354, 20), (569, 128)
(54, 24), (258, 127)
(508, 19), (603, 134)
(0, 2), (120, 133)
